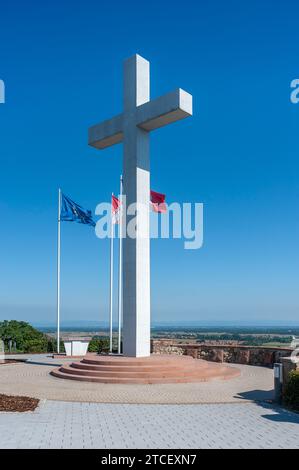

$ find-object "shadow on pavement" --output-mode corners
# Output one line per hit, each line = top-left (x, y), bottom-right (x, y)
(235, 389), (274, 402)
(26, 360), (64, 367)
(235, 389), (299, 424)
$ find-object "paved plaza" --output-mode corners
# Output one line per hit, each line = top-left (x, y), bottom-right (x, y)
(0, 400), (298, 449)
(0, 356), (273, 404)
(1, 357), (298, 448)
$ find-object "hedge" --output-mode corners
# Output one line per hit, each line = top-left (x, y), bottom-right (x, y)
(284, 370), (299, 411)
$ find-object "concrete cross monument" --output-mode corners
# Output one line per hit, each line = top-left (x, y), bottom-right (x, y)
(89, 54), (192, 357)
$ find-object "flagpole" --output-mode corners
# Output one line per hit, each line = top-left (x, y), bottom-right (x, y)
(56, 188), (61, 354)
(109, 193), (114, 353)
(117, 175), (123, 354)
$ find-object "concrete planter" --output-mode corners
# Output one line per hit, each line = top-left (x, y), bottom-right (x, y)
(63, 338), (90, 357)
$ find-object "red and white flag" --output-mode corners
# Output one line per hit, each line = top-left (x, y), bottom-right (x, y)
(150, 190), (167, 213)
(111, 194), (121, 224)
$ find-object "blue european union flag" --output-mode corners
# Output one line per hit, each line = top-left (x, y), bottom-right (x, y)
(60, 193), (95, 227)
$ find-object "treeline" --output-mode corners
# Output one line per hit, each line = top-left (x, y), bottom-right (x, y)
(152, 326), (299, 335)
(0, 321), (109, 354)
(194, 333), (292, 345)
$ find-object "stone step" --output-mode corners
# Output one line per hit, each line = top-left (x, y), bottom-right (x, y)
(50, 369), (219, 384)
(69, 361), (210, 373)
(50, 355), (240, 384)
(60, 365), (206, 379)
(81, 355), (194, 367)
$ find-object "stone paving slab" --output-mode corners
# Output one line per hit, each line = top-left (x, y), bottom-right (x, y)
(0, 361), (274, 404)
(0, 401), (298, 449)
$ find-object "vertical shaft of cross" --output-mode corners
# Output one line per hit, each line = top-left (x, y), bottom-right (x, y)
(88, 54), (193, 357)
(122, 55), (151, 357)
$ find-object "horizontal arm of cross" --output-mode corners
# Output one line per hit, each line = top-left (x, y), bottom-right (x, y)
(136, 88), (192, 131)
(88, 114), (123, 149)
(88, 89), (192, 150)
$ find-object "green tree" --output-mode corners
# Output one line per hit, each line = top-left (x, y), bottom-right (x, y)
(0, 320), (48, 353)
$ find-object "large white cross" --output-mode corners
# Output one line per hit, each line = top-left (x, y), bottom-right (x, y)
(89, 54), (192, 357)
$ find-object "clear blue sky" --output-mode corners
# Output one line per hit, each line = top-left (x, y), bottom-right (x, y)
(0, 0), (298, 325)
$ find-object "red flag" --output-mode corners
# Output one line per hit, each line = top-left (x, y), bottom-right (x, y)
(111, 195), (121, 224)
(150, 190), (167, 213)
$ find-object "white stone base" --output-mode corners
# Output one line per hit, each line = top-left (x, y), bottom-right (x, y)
(63, 340), (90, 356)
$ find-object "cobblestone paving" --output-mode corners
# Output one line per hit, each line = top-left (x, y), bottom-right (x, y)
(0, 401), (298, 449)
(0, 359), (274, 404)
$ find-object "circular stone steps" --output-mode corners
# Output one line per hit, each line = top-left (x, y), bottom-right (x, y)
(50, 354), (240, 384)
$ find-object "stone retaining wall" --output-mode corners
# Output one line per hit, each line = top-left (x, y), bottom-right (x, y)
(151, 339), (293, 367)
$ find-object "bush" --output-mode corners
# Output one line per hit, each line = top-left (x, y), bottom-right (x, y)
(47, 339), (65, 354)
(0, 320), (49, 354)
(284, 370), (299, 411)
(23, 338), (48, 353)
(88, 338), (110, 353)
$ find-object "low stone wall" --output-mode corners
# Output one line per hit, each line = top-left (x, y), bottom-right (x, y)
(151, 339), (293, 367)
